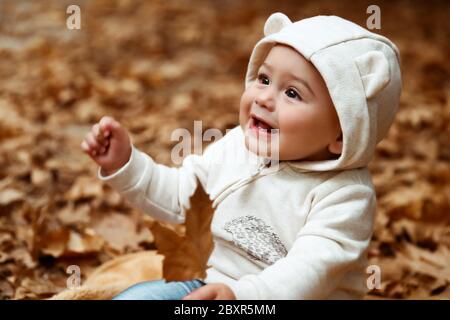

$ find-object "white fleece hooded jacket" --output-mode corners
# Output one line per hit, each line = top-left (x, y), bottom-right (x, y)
(98, 13), (402, 299)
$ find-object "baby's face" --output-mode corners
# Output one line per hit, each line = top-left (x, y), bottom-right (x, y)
(239, 44), (342, 161)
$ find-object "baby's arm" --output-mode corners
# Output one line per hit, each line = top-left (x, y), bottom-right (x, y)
(81, 116), (212, 224)
(228, 184), (376, 300)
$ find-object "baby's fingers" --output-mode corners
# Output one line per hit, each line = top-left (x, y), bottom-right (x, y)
(99, 116), (116, 138)
(81, 140), (93, 155)
(84, 132), (106, 156)
(81, 140), (98, 158)
(92, 123), (109, 146)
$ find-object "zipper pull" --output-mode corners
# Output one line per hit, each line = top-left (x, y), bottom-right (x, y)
(251, 160), (268, 177)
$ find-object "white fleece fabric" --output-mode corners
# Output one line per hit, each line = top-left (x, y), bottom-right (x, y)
(97, 13), (402, 300)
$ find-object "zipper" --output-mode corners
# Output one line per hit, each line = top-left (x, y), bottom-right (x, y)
(212, 161), (269, 208)
(251, 161), (267, 177)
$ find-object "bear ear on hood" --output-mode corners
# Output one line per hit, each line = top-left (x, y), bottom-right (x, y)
(354, 51), (391, 99)
(264, 12), (292, 36)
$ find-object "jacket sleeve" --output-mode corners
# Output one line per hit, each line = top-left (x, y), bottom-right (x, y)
(228, 183), (376, 299)
(97, 142), (218, 224)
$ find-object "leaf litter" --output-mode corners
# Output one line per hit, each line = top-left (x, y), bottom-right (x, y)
(0, 0), (449, 299)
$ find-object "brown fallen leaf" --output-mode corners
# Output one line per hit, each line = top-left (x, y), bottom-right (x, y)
(0, 279), (15, 300)
(38, 228), (104, 258)
(66, 230), (104, 255)
(49, 250), (163, 300)
(65, 176), (104, 201)
(56, 202), (91, 226)
(15, 278), (61, 300)
(91, 211), (153, 252)
(0, 188), (25, 206)
(150, 185), (214, 281)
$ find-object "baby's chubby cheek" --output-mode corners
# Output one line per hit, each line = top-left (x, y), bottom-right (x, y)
(277, 112), (317, 150)
(238, 91), (252, 130)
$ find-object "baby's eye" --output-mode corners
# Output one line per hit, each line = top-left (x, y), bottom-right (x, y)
(257, 73), (270, 85)
(285, 88), (302, 100)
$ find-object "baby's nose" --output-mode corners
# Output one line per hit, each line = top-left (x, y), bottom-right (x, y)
(255, 90), (276, 111)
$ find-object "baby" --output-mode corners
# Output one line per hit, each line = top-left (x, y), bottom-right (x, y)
(81, 13), (402, 300)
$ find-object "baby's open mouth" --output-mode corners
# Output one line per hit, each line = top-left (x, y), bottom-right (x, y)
(250, 115), (275, 134)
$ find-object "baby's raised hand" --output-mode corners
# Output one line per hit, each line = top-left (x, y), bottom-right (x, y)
(81, 116), (132, 176)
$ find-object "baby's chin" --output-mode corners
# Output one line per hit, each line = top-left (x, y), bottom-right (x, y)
(243, 131), (279, 160)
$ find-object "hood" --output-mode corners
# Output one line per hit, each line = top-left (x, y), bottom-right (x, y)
(245, 13), (402, 172)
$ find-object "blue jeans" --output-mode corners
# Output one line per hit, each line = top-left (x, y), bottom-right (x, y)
(112, 279), (206, 300)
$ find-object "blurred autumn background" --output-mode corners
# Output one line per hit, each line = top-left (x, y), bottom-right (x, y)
(0, 0), (449, 300)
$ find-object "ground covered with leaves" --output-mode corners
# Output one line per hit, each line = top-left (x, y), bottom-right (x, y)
(0, 0), (449, 299)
